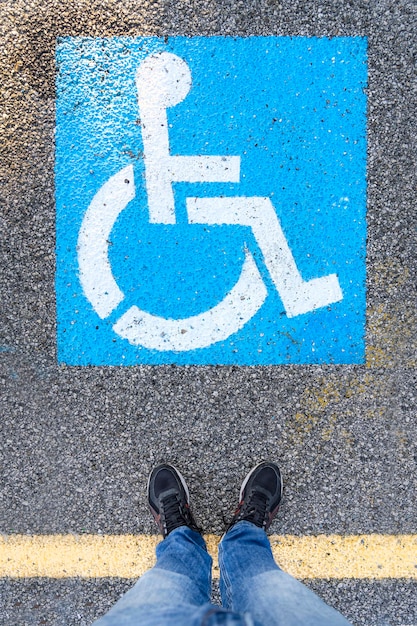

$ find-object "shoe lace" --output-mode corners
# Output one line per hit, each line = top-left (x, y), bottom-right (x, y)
(241, 490), (269, 527)
(161, 494), (186, 534)
(161, 493), (197, 535)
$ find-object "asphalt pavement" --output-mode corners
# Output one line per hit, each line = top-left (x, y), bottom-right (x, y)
(1, 0), (416, 624)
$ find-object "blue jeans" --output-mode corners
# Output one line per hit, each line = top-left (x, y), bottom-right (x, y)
(94, 522), (352, 626)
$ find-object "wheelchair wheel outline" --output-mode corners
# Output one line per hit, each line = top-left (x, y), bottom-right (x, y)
(77, 165), (268, 351)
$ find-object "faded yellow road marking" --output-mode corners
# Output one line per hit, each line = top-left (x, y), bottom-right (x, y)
(0, 534), (416, 579)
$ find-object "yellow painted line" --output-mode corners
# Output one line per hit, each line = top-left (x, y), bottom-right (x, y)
(0, 534), (416, 579)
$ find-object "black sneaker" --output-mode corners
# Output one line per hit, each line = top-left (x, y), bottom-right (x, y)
(147, 464), (200, 538)
(226, 461), (283, 532)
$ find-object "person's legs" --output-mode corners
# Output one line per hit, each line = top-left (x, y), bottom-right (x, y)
(220, 521), (352, 626)
(93, 464), (251, 626)
(93, 525), (215, 626)
(219, 462), (352, 626)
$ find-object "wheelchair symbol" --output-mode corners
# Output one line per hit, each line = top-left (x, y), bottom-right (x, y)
(77, 52), (343, 352)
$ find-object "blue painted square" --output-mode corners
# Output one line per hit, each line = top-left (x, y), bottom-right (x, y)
(55, 36), (367, 365)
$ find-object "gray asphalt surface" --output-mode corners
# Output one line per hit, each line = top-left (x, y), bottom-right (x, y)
(1, 0), (416, 625)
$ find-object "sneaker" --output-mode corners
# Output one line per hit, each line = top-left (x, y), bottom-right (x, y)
(226, 461), (283, 532)
(147, 464), (200, 538)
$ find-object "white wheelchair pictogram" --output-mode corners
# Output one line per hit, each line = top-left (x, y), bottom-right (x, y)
(77, 52), (343, 351)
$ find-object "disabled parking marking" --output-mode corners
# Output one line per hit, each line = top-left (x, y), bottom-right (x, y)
(56, 36), (367, 364)
(1, 534), (416, 579)
(78, 52), (342, 352)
